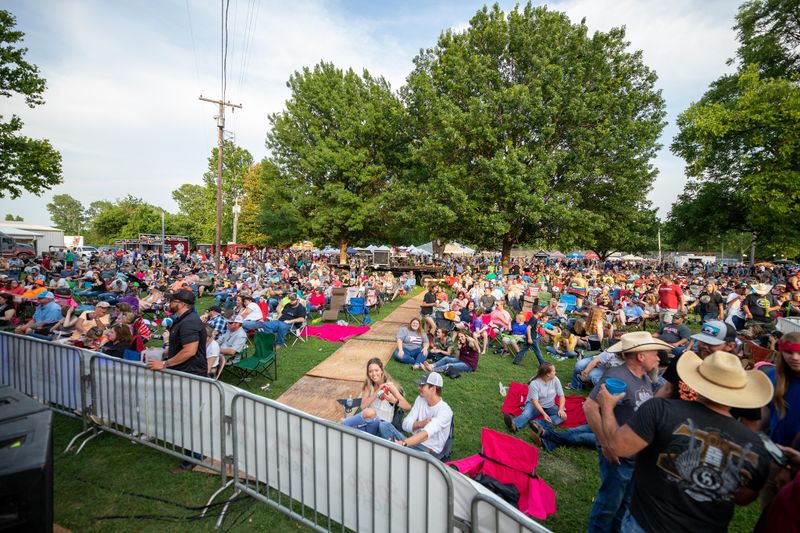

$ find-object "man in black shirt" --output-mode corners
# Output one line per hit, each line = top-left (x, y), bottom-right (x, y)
(147, 289), (207, 376)
(261, 293), (307, 347)
(596, 350), (773, 533)
(742, 282), (780, 325)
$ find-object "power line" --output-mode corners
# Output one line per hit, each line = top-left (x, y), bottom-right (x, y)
(223, 0), (231, 101)
(184, 0), (201, 85)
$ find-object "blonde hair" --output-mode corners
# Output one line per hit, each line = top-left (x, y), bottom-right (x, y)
(586, 307), (605, 333)
(774, 331), (800, 418)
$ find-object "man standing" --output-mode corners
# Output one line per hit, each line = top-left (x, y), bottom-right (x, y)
(657, 274), (685, 325)
(583, 331), (673, 533)
(595, 350), (772, 532)
(378, 372), (454, 459)
(146, 289), (207, 377)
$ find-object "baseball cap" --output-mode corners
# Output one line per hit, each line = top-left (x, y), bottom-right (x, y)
(95, 301), (111, 308)
(415, 372), (444, 388)
(672, 312), (684, 319)
(288, 292), (298, 300)
(35, 279), (45, 286)
(166, 289), (196, 305)
(208, 305), (222, 313)
(37, 291), (54, 299)
(227, 315), (245, 324)
(692, 320), (737, 345)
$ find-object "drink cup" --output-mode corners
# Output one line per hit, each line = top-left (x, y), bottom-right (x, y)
(604, 378), (627, 405)
(144, 347), (164, 362)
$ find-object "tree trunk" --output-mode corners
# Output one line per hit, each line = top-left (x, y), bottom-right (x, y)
(339, 240), (348, 265)
(749, 232), (757, 266)
(501, 233), (514, 271)
(432, 239), (445, 259)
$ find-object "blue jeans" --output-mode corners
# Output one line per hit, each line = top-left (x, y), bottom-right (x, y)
(343, 412), (381, 435)
(431, 356), (472, 373)
(377, 421), (427, 452)
(513, 335), (544, 365)
(570, 357), (603, 390)
(546, 346), (577, 358)
(260, 320), (291, 346)
(731, 315), (745, 330)
(671, 344), (688, 357)
(540, 424), (596, 452)
(621, 510), (647, 533)
(242, 320), (267, 331)
(588, 450), (635, 533)
(512, 403), (563, 431)
(701, 313), (719, 324)
(393, 346), (427, 365)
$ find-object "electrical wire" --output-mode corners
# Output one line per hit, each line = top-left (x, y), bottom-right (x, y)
(223, 0), (231, 101)
(184, 0), (201, 85)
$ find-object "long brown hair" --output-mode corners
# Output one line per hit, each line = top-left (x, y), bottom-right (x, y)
(110, 323), (133, 346)
(531, 362), (555, 382)
(774, 331), (800, 418)
(586, 307), (605, 333)
(363, 357), (388, 390)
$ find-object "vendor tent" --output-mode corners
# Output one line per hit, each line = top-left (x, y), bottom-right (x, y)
(549, 251), (565, 258)
(533, 251), (549, 258)
(566, 251), (584, 259)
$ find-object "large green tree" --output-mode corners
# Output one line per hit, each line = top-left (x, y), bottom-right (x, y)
(670, 0), (800, 260)
(400, 4), (665, 266)
(0, 10), (62, 198)
(46, 193), (85, 234)
(172, 183), (213, 242)
(265, 62), (407, 262)
(202, 140), (254, 243)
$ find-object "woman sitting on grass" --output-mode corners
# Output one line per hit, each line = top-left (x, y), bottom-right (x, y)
(342, 358), (411, 435)
(504, 362), (566, 434)
(393, 318), (429, 369)
(429, 327), (454, 362)
(423, 330), (481, 375)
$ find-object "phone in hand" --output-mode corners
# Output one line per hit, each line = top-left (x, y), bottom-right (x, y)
(758, 432), (789, 467)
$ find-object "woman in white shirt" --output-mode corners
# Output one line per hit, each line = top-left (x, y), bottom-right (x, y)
(342, 358), (411, 435)
(504, 362), (566, 434)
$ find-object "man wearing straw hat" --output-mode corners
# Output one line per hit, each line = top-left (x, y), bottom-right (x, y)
(596, 350), (773, 533)
(584, 331), (673, 533)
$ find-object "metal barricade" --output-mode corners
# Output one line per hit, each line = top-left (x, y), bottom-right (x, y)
(225, 392), (454, 532)
(88, 354), (227, 482)
(470, 493), (551, 533)
(0, 332), (87, 421)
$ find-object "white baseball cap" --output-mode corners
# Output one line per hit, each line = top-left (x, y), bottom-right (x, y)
(415, 372), (444, 388)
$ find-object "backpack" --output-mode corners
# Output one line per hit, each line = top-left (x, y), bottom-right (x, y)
(444, 365), (461, 379)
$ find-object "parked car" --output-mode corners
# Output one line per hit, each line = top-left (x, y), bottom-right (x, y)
(72, 246), (99, 258)
(98, 246), (117, 253)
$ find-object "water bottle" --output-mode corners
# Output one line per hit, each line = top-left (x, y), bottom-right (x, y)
(346, 394), (353, 409)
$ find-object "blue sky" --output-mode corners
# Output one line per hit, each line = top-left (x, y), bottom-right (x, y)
(2, 0), (741, 231)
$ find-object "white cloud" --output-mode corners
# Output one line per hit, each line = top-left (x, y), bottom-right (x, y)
(0, 0), (741, 229)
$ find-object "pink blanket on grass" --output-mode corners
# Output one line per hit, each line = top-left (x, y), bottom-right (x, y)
(501, 382), (588, 428)
(304, 324), (370, 342)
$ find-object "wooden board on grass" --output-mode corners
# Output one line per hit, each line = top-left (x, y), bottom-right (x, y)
(305, 339), (394, 382)
(381, 306), (421, 325)
(358, 321), (401, 342)
(277, 375), (364, 422)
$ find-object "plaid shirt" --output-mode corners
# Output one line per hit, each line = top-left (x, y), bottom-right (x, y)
(207, 313), (228, 336)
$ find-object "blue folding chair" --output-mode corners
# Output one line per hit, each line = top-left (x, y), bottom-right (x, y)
(344, 297), (369, 325)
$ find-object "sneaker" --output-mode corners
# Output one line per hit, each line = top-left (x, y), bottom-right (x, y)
(503, 413), (513, 431)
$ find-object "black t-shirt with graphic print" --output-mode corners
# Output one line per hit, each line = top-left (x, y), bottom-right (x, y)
(627, 398), (769, 533)
(743, 293), (778, 322)
(696, 291), (724, 317)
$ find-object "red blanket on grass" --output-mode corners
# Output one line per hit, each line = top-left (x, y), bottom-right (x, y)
(303, 324), (370, 342)
(501, 382), (588, 428)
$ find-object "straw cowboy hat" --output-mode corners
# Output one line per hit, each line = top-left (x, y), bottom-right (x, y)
(677, 350), (774, 409)
(750, 282), (773, 296)
(608, 331), (673, 353)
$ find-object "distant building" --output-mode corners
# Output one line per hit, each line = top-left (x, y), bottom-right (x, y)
(0, 222), (65, 256)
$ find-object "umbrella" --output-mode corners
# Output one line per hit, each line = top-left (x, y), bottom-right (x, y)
(549, 251), (565, 258)
(584, 251), (599, 260)
(567, 251), (584, 259)
(346, 247), (358, 255)
(534, 251), (549, 258)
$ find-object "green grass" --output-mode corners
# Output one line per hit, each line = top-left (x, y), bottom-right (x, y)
(51, 297), (762, 532)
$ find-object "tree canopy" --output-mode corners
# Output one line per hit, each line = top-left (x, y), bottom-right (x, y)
(46, 193), (86, 234)
(399, 3), (665, 266)
(0, 10), (62, 198)
(265, 62), (407, 262)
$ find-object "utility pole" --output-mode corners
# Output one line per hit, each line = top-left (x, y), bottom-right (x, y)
(232, 197), (241, 245)
(199, 95), (242, 270)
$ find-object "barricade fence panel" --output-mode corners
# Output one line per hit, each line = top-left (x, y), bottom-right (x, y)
(471, 494), (552, 533)
(231, 392), (454, 533)
(0, 332), (85, 417)
(89, 354), (226, 476)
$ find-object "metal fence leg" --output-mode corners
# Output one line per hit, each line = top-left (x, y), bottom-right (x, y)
(214, 489), (241, 529)
(201, 479), (234, 518)
(74, 428), (105, 455)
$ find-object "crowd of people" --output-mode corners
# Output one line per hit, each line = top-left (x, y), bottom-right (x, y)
(2, 247), (799, 530)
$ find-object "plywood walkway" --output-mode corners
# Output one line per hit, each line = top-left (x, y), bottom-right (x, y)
(277, 293), (423, 421)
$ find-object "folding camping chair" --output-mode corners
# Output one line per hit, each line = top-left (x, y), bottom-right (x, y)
(448, 428), (556, 520)
(227, 331), (277, 385)
(322, 287), (346, 322)
(558, 294), (577, 313)
(289, 317), (308, 345)
(344, 297), (369, 325)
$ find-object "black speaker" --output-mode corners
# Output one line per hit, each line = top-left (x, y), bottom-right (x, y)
(0, 385), (53, 533)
